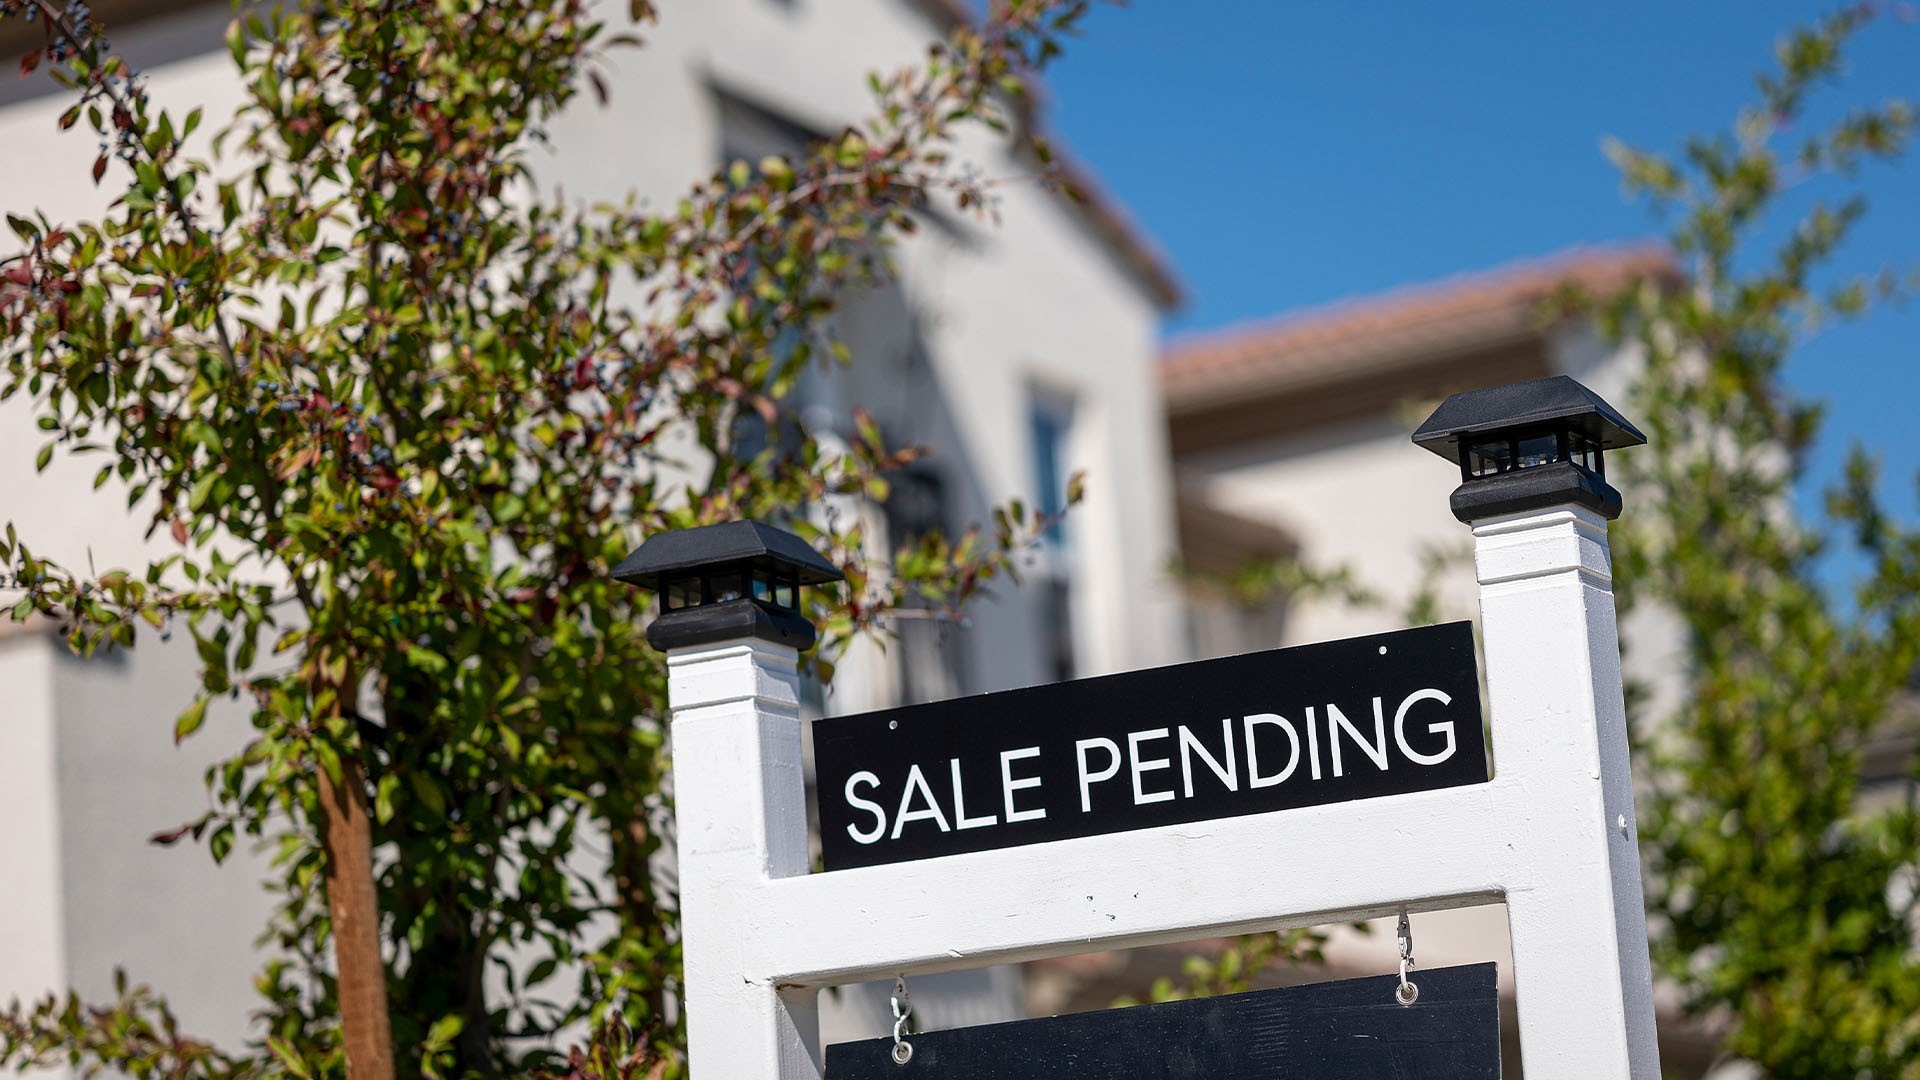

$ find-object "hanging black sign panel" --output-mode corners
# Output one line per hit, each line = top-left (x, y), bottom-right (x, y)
(825, 963), (1501, 1079)
(814, 622), (1486, 871)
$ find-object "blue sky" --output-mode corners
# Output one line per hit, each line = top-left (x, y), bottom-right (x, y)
(1043, 2), (1919, 528)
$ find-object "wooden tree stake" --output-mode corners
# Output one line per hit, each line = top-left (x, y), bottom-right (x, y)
(318, 756), (396, 1079)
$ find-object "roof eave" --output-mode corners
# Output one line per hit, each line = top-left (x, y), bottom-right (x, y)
(1160, 245), (1683, 409)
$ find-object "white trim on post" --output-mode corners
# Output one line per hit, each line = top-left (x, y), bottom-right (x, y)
(667, 638), (823, 1079)
(1473, 505), (1660, 1077)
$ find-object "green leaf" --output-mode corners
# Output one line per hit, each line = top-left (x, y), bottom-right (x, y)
(405, 645), (447, 673)
(374, 772), (400, 824)
(188, 471), (219, 511)
(208, 822), (234, 863)
(425, 1013), (464, 1048)
(174, 698), (208, 744)
(407, 772), (447, 818)
(312, 740), (342, 787)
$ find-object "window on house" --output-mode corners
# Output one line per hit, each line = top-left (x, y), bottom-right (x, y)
(1030, 391), (1073, 546)
(886, 465), (969, 703)
(1028, 389), (1077, 682)
(714, 85), (821, 175)
(714, 88), (825, 463)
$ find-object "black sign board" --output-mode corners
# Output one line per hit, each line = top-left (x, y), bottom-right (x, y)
(815, 622), (1487, 871)
(825, 962), (1500, 1078)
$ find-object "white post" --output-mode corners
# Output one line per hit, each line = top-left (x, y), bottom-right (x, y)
(1418, 375), (1664, 1077)
(1470, 505), (1661, 1078)
(667, 638), (824, 1079)
(613, 520), (845, 1079)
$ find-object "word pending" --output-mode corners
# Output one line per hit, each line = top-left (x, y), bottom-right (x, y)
(813, 622), (1488, 871)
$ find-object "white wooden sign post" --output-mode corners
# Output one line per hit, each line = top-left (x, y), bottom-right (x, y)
(616, 375), (1662, 1079)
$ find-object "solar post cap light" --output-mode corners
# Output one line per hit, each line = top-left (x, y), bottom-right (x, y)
(612, 519), (844, 651)
(1413, 374), (1647, 522)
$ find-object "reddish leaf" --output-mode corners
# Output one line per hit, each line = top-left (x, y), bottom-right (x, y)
(149, 824), (192, 846)
(170, 518), (189, 545)
(19, 49), (41, 77)
(277, 444), (319, 481)
(92, 154), (107, 184)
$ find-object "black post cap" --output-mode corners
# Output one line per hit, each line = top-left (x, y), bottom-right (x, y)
(612, 520), (843, 588)
(1412, 375), (1645, 463)
(1412, 375), (1647, 522)
(613, 520), (843, 652)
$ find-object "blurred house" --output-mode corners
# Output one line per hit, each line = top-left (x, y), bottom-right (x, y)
(0, 0), (1183, 1059)
(1164, 245), (1677, 652)
(1020, 246), (1720, 1077)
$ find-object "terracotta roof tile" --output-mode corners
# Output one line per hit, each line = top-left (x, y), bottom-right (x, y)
(1161, 246), (1680, 408)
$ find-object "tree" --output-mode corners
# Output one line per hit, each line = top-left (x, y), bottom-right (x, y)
(1588, 6), (1920, 1074)
(0, 0), (1096, 1074)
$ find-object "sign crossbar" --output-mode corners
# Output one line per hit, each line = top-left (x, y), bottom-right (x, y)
(751, 781), (1514, 987)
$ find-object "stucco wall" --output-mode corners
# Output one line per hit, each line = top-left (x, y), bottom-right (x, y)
(0, 633), (66, 1077)
(50, 634), (278, 1053)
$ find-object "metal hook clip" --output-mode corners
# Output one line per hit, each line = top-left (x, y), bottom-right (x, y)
(890, 975), (914, 1064)
(1395, 911), (1419, 1005)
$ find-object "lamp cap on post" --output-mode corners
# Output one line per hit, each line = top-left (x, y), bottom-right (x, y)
(1412, 375), (1647, 523)
(613, 519), (843, 652)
